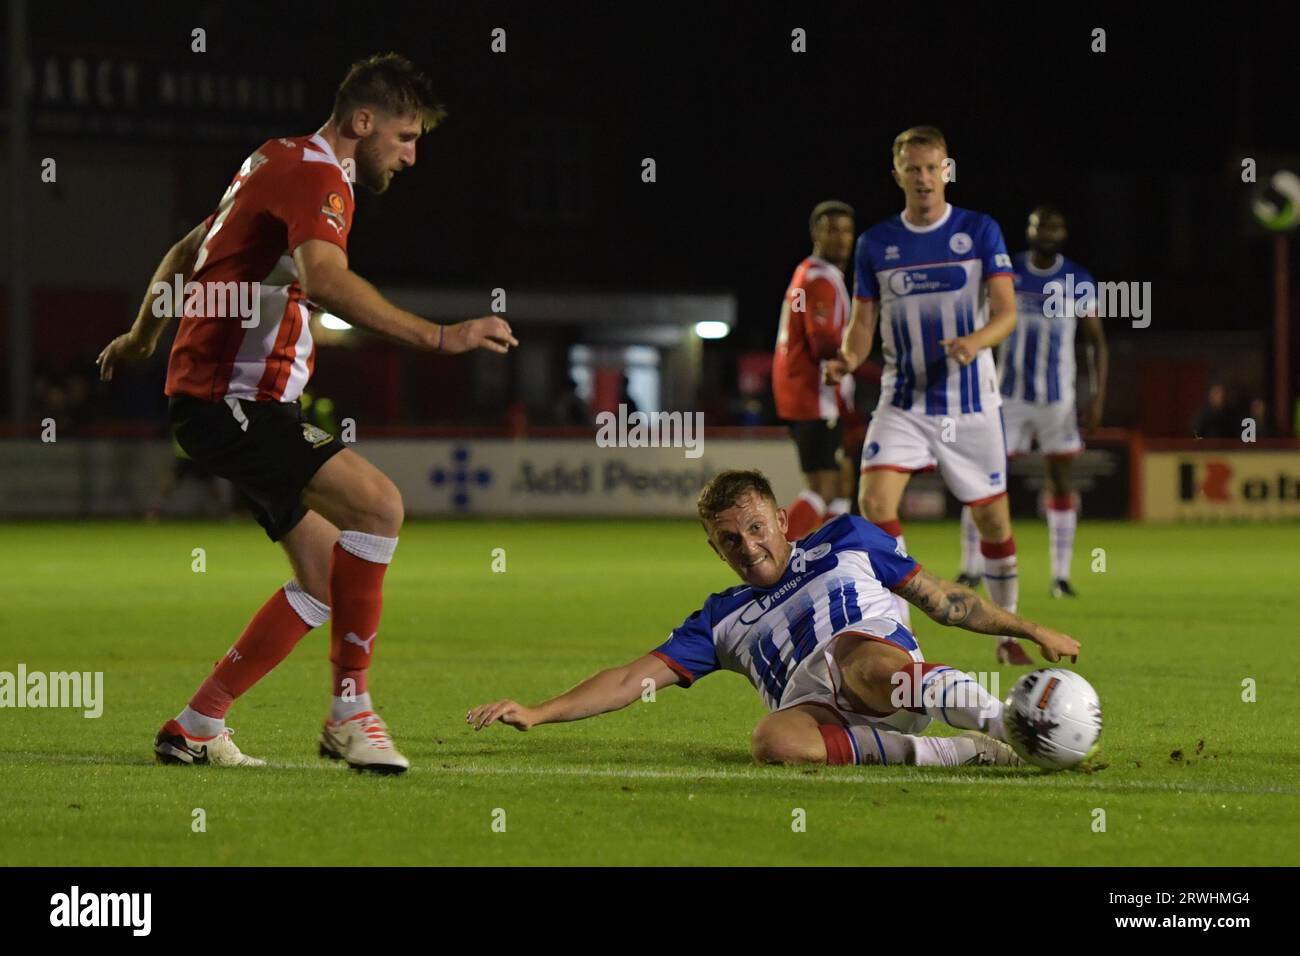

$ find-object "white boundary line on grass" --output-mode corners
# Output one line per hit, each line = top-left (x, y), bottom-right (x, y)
(9, 752), (1294, 797)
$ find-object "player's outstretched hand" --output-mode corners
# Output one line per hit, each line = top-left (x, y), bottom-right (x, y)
(443, 316), (519, 355)
(823, 355), (850, 385)
(939, 334), (977, 366)
(1032, 625), (1080, 664)
(467, 698), (537, 732)
(96, 332), (154, 381)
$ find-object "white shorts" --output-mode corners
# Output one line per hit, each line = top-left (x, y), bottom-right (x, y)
(778, 618), (932, 737)
(860, 403), (1009, 505)
(1001, 398), (1084, 457)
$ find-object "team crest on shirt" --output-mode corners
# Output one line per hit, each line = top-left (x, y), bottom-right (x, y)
(320, 192), (347, 235)
(949, 232), (972, 255)
(302, 423), (334, 448)
(803, 542), (832, 562)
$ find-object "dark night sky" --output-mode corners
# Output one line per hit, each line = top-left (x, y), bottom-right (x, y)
(21, 2), (1300, 355)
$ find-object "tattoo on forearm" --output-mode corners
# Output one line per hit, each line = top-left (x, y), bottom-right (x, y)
(900, 571), (1025, 636)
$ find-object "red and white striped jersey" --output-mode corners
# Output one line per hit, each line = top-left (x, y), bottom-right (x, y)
(772, 256), (850, 421)
(165, 133), (354, 404)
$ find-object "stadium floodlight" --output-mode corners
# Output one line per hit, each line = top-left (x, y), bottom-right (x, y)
(319, 313), (352, 330)
(693, 320), (730, 339)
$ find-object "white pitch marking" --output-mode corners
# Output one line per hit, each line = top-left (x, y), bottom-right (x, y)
(8, 751), (1292, 797)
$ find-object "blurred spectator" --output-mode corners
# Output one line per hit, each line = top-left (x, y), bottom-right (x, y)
(505, 398), (529, 438)
(34, 368), (96, 430)
(1247, 397), (1277, 438)
(618, 374), (639, 415)
(551, 376), (592, 426)
(1192, 383), (1238, 438)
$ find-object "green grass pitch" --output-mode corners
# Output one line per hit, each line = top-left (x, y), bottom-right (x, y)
(1, 517), (1297, 866)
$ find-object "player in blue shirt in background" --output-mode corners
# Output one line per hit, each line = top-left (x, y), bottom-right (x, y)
(956, 206), (1108, 598)
(825, 126), (1032, 665)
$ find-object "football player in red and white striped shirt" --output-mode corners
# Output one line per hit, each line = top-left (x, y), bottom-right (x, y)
(772, 201), (856, 540)
(98, 54), (517, 773)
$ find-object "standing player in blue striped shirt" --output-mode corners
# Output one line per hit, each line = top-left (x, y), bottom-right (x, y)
(956, 207), (1108, 598)
(825, 126), (1031, 664)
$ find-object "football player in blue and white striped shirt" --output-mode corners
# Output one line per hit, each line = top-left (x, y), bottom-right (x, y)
(825, 126), (1030, 664)
(467, 470), (1080, 768)
(957, 207), (1108, 598)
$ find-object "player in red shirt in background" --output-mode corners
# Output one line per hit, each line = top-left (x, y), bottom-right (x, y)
(97, 54), (517, 773)
(773, 201), (857, 540)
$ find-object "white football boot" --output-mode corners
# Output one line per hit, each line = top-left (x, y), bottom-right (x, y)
(154, 719), (266, 767)
(957, 731), (1024, 766)
(318, 710), (410, 775)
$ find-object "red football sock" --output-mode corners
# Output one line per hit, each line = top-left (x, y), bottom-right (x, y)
(329, 532), (398, 698)
(785, 490), (826, 541)
(819, 724), (856, 765)
(189, 583), (326, 719)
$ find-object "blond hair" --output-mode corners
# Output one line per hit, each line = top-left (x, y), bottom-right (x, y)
(892, 126), (947, 168)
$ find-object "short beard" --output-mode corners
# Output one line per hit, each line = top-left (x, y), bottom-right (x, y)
(355, 137), (389, 193)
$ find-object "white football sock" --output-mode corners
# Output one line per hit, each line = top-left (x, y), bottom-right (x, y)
(177, 705), (224, 739)
(911, 666), (1006, 740)
(330, 691), (373, 722)
(1047, 506), (1077, 582)
(960, 505), (983, 578)
(845, 726), (961, 766)
(827, 497), (851, 517)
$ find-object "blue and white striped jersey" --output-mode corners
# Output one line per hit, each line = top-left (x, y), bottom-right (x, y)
(651, 515), (920, 710)
(999, 252), (1095, 406)
(853, 203), (1013, 416)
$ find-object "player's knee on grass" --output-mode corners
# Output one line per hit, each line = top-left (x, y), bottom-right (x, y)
(750, 715), (825, 765)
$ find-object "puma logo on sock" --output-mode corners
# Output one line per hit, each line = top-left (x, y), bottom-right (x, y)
(344, 632), (376, 654)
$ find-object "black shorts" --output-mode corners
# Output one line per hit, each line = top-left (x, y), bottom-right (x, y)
(787, 419), (844, 473)
(169, 394), (344, 542)
(173, 456), (215, 483)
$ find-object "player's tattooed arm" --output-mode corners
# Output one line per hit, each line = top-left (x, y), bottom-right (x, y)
(894, 568), (1079, 662)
